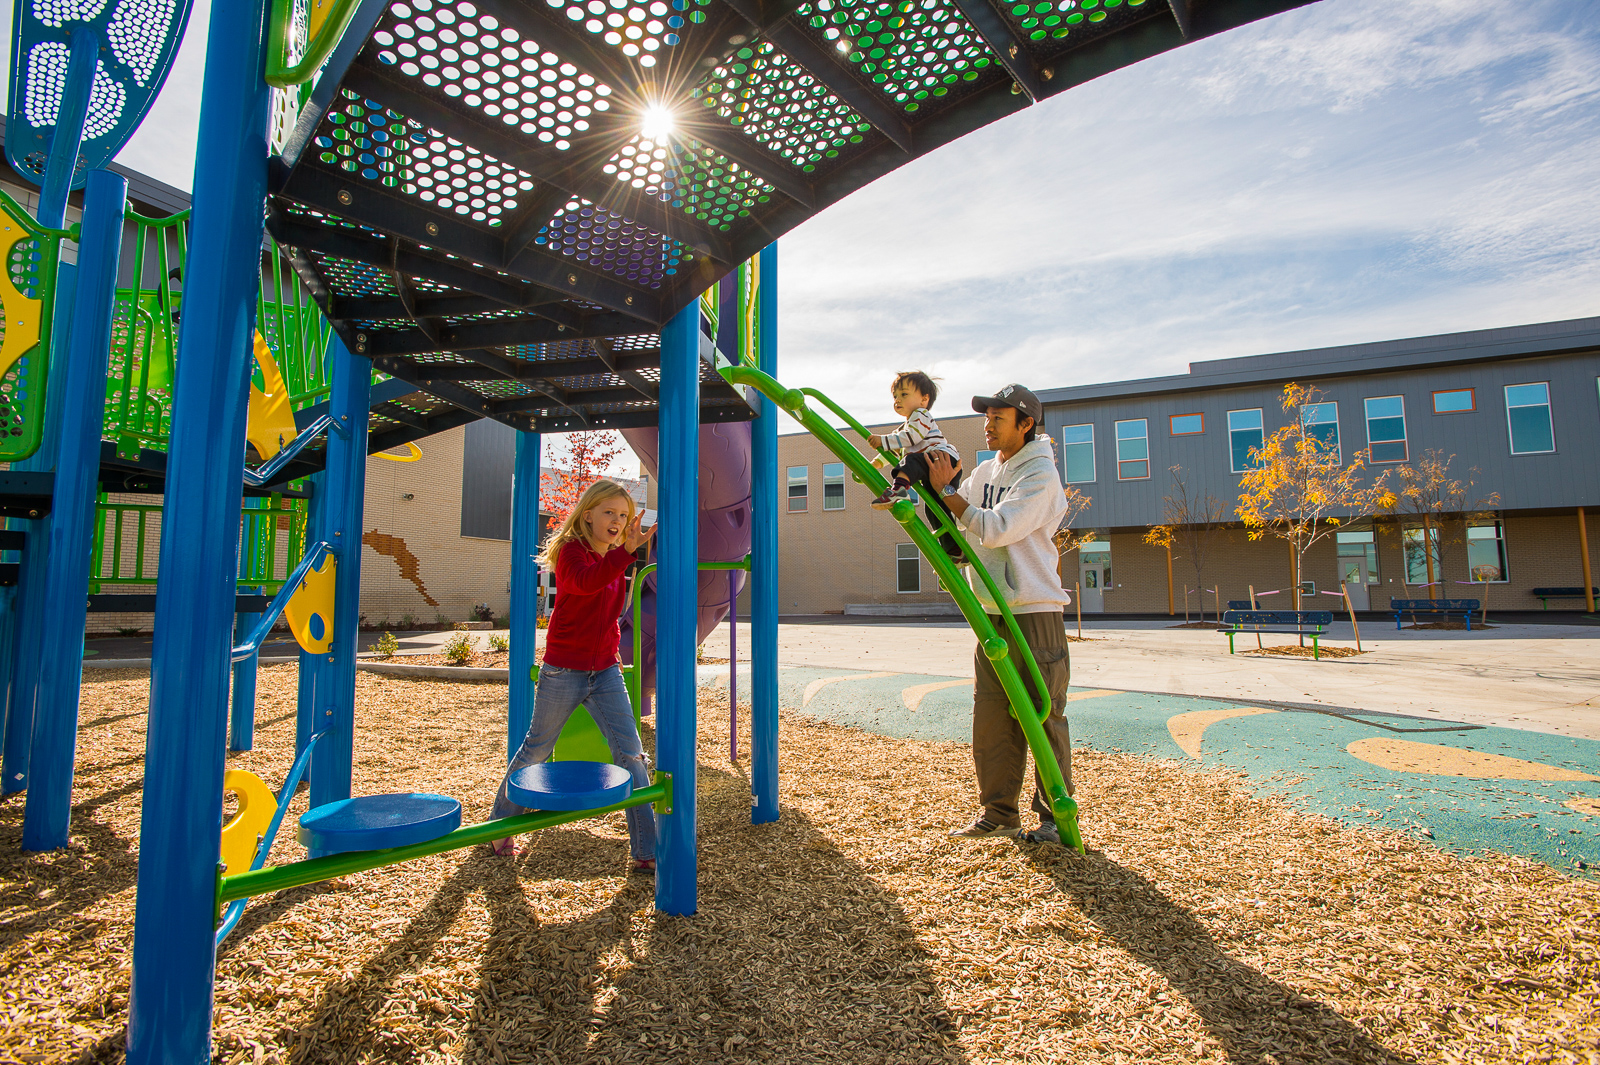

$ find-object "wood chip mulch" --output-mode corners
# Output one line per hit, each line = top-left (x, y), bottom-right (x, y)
(2, 666), (1596, 1064)
(1241, 645), (1369, 659)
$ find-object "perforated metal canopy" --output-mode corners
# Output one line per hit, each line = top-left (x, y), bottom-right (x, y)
(270, 0), (1311, 432)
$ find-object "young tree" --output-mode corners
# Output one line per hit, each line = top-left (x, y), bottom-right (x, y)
(1148, 465), (1228, 619)
(1236, 384), (1383, 609)
(1051, 485), (1095, 553)
(1375, 449), (1500, 591)
(541, 430), (630, 527)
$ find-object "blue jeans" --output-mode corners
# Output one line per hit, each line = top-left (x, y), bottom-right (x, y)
(492, 663), (657, 860)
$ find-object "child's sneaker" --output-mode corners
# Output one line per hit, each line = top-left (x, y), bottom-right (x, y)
(871, 485), (912, 510)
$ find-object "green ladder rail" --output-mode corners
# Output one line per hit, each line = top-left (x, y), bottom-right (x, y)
(723, 365), (1083, 854)
(624, 557), (751, 714)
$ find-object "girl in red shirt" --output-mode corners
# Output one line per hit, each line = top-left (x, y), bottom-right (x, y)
(490, 479), (658, 871)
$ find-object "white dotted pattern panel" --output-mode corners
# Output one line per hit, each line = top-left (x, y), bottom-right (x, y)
(372, 0), (612, 152)
(22, 43), (126, 138)
(29, 0), (110, 28)
(105, 0), (179, 85)
(545, 0), (684, 68)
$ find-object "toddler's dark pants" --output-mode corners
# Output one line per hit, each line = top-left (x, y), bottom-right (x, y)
(895, 450), (963, 561)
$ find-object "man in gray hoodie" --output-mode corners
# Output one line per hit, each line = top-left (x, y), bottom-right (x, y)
(925, 384), (1074, 845)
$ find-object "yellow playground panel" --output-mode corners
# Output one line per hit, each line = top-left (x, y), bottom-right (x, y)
(283, 551), (336, 654)
(218, 769), (276, 876)
(246, 330), (297, 460)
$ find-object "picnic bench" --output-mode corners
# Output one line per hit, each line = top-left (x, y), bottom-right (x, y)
(1219, 610), (1335, 659)
(1390, 598), (1480, 630)
(1530, 587), (1599, 610)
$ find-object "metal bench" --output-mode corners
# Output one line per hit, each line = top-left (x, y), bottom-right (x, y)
(1219, 610), (1334, 659)
(1390, 598), (1480, 630)
(1530, 587), (1599, 609)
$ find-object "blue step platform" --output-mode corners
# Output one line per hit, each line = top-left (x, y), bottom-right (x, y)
(297, 793), (462, 855)
(507, 761), (633, 811)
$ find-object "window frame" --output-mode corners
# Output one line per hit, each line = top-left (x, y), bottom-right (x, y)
(1466, 519), (1510, 584)
(1301, 400), (1341, 464)
(821, 462), (846, 511)
(1363, 395), (1408, 464)
(786, 465), (808, 513)
(1114, 418), (1150, 480)
(896, 543), (920, 593)
(1169, 412), (1204, 436)
(1401, 524), (1443, 588)
(1060, 424), (1096, 485)
(1431, 388), (1476, 414)
(1504, 382), (1555, 455)
(1227, 408), (1265, 474)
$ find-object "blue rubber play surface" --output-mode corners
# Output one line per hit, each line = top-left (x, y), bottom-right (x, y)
(698, 664), (1600, 876)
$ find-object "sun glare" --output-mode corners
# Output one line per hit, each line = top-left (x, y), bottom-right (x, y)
(640, 104), (676, 142)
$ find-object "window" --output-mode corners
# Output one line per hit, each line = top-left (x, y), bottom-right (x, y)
(1061, 424), (1095, 484)
(1115, 419), (1149, 479)
(1363, 396), (1407, 463)
(1169, 413), (1203, 435)
(786, 466), (808, 512)
(1335, 530), (1379, 585)
(1227, 409), (1264, 473)
(1432, 388), (1475, 414)
(1402, 525), (1442, 587)
(1302, 401), (1339, 463)
(822, 462), (845, 510)
(1467, 520), (1509, 582)
(896, 543), (920, 593)
(975, 449), (997, 465)
(1505, 383), (1554, 454)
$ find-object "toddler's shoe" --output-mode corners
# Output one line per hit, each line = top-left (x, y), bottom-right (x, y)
(871, 485), (912, 510)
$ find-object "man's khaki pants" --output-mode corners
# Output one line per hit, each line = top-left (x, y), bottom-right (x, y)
(972, 610), (1073, 829)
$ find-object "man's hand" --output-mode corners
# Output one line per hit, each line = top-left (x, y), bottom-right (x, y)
(623, 513), (656, 553)
(925, 452), (969, 519)
(867, 433), (882, 450)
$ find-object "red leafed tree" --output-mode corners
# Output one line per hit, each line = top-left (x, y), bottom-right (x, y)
(541, 430), (630, 528)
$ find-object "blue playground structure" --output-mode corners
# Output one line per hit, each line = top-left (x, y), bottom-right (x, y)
(0, 0), (1304, 1058)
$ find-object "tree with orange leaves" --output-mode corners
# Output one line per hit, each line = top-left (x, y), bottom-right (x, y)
(541, 430), (630, 529)
(1235, 384), (1383, 609)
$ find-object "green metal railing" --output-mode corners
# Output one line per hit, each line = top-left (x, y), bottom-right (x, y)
(725, 365), (1082, 852)
(89, 494), (309, 593)
(624, 557), (751, 713)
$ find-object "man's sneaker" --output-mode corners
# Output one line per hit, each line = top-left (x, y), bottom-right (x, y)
(949, 817), (1019, 839)
(871, 485), (912, 510)
(1022, 822), (1060, 845)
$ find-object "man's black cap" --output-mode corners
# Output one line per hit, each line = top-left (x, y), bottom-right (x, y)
(971, 383), (1042, 425)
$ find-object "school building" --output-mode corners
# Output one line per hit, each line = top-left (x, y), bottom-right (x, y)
(771, 317), (1600, 616)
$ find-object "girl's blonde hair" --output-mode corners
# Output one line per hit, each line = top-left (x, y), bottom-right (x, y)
(538, 478), (637, 568)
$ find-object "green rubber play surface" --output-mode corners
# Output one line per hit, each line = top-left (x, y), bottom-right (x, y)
(697, 663), (1600, 876)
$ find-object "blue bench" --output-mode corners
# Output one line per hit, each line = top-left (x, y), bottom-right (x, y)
(1531, 587), (1598, 610)
(1390, 598), (1479, 630)
(1219, 610), (1334, 659)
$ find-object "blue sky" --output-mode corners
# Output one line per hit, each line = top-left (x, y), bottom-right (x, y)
(6, 0), (1599, 446)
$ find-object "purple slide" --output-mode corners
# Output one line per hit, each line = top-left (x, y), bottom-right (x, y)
(619, 421), (752, 701)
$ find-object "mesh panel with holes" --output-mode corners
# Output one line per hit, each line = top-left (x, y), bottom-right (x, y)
(534, 197), (691, 289)
(0, 225), (56, 460)
(1000, 0), (1153, 47)
(546, 0), (687, 68)
(600, 136), (771, 232)
(311, 253), (400, 298)
(313, 90), (539, 225)
(698, 43), (868, 172)
(799, 0), (992, 112)
(371, 0), (614, 151)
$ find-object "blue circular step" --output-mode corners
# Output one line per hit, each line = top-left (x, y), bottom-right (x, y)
(507, 761), (634, 811)
(297, 793), (462, 855)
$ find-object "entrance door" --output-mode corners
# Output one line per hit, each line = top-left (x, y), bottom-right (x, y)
(1078, 548), (1110, 613)
(1340, 559), (1370, 611)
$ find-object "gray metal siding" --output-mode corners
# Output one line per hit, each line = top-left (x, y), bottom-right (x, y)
(1042, 350), (1600, 530)
(459, 417), (517, 540)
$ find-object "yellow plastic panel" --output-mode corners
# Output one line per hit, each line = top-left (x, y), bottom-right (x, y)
(247, 331), (298, 460)
(374, 441), (422, 462)
(0, 212), (44, 382)
(283, 551), (337, 655)
(219, 769), (277, 876)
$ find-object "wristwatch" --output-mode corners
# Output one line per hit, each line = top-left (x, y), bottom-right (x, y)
(940, 483), (959, 498)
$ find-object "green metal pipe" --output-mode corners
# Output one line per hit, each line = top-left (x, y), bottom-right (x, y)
(720, 365), (1081, 852)
(218, 779), (670, 904)
(625, 556), (750, 713)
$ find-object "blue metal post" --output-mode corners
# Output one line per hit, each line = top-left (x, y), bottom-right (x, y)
(655, 297), (700, 915)
(751, 243), (779, 824)
(37, 28), (99, 229)
(126, 0), (271, 1053)
(21, 169), (125, 851)
(307, 336), (370, 821)
(508, 430), (540, 761)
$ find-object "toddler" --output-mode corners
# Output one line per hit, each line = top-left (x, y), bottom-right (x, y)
(868, 371), (965, 562)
